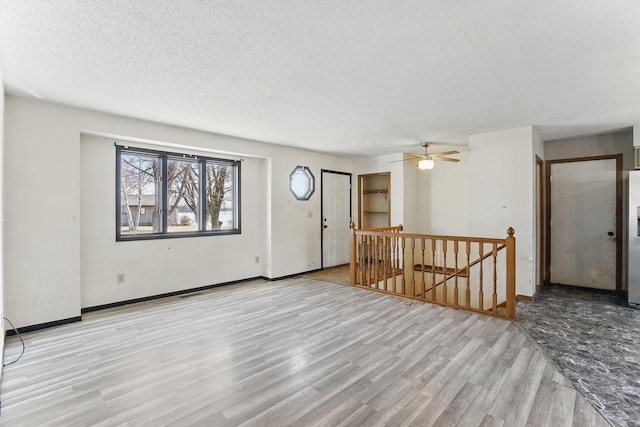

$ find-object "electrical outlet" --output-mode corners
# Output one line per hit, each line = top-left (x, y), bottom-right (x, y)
(255, 256), (260, 264)
(116, 273), (125, 284)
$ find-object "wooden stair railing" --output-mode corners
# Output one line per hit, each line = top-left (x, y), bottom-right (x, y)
(349, 223), (516, 320)
(416, 243), (506, 296)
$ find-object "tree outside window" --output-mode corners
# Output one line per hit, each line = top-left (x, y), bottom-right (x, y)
(117, 146), (240, 240)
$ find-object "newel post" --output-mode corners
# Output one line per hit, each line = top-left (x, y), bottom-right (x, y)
(505, 227), (516, 319)
(350, 222), (357, 286)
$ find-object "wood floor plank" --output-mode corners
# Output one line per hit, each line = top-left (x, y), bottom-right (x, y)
(549, 384), (577, 427)
(0, 277), (610, 426)
(524, 364), (564, 426)
(431, 381), (482, 426)
(572, 389), (613, 427)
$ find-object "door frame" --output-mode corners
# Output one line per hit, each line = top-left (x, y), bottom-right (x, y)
(320, 169), (352, 269)
(536, 155), (544, 289)
(544, 154), (622, 292)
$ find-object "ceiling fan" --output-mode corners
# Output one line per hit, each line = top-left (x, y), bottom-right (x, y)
(392, 142), (460, 169)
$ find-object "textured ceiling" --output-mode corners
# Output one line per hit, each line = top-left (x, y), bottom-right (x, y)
(1, 1), (640, 158)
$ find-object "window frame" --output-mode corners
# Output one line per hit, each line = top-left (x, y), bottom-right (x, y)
(289, 165), (315, 201)
(116, 145), (241, 241)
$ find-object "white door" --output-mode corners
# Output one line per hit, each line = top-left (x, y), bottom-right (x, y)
(322, 171), (351, 267)
(549, 158), (617, 290)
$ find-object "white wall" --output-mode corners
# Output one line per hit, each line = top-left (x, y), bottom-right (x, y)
(402, 155), (418, 232)
(545, 130), (634, 168)
(416, 149), (470, 236)
(0, 64), (5, 362)
(80, 135), (263, 307)
(4, 95), (351, 328)
(532, 127), (545, 288)
(532, 127), (544, 162)
(469, 126), (536, 297)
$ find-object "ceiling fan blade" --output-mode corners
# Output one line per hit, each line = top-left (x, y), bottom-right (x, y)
(431, 156), (460, 163)
(431, 150), (459, 157)
(389, 154), (428, 163)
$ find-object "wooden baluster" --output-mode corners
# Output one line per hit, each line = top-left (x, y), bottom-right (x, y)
(391, 234), (396, 292)
(356, 234), (362, 285)
(453, 240), (459, 307)
(478, 242), (484, 311)
(401, 236), (406, 295)
(380, 236), (384, 287)
(506, 227), (516, 320)
(391, 235), (397, 293)
(373, 235), (381, 289)
(389, 234), (394, 290)
(410, 238), (416, 297)
(375, 235), (380, 288)
(396, 234), (401, 271)
(442, 239), (448, 304)
(373, 235), (379, 288)
(363, 235), (368, 286)
(360, 234), (365, 285)
(350, 223), (356, 286)
(362, 234), (367, 286)
(360, 234), (366, 285)
(431, 239), (436, 301)
(378, 236), (386, 290)
(397, 235), (400, 260)
(378, 235), (384, 288)
(357, 234), (363, 285)
(421, 238), (426, 299)
(367, 235), (375, 286)
(382, 236), (389, 292)
(492, 243), (498, 313)
(466, 241), (471, 308)
(368, 235), (373, 286)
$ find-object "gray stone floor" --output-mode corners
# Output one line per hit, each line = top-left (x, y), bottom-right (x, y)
(517, 286), (640, 427)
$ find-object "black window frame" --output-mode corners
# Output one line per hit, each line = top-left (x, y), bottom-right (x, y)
(116, 145), (241, 241)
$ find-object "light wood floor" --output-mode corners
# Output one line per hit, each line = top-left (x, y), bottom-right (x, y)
(1, 278), (610, 426)
(305, 264), (350, 285)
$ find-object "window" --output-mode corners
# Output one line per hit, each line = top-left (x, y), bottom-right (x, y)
(116, 146), (240, 240)
(289, 166), (315, 200)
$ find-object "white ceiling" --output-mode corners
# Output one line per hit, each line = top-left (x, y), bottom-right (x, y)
(1, 1), (639, 158)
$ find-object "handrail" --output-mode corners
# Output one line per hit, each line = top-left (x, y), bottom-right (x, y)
(349, 223), (516, 319)
(360, 225), (404, 232)
(354, 229), (507, 245)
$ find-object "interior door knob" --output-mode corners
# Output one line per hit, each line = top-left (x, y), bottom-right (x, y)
(607, 231), (614, 236)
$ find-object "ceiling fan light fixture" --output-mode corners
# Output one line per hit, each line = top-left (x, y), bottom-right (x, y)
(418, 159), (435, 170)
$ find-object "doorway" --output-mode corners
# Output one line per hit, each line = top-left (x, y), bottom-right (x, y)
(321, 170), (352, 268)
(545, 155), (622, 292)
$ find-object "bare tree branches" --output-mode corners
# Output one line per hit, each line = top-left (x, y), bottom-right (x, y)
(119, 150), (235, 235)
(206, 163), (231, 230)
(121, 154), (158, 231)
